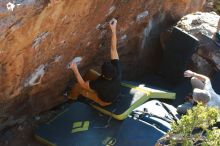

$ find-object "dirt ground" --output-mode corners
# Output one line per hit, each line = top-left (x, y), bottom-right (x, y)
(0, 102), (68, 146)
(0, 124), (44, 146)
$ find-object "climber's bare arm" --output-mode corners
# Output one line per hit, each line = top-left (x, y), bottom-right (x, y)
(184, 70), (210, 83)
(110, 19), (119, 60)
(70, 63), (91, 90)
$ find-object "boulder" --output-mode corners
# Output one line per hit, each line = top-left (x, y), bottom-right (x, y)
(0, 0), (205, 130)
(176, 12), (220, 76)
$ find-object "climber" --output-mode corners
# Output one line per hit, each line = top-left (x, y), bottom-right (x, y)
(69, 18), (121, 106)
(177, 70), (220, 114)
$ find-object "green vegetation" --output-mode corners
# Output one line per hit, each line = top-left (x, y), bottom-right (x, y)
(157, 103), (220, 146)
(214, 0), (220, 14)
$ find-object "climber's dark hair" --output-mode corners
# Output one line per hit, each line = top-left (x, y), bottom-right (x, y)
(101, 61), (116, 79)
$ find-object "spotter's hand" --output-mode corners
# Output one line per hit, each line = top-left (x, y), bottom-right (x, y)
(184, 70), (194, 78)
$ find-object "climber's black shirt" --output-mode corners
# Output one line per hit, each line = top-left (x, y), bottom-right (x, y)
(89, 59), (121, 103)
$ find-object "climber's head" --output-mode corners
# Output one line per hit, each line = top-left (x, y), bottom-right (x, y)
(193, 88), (211, 104)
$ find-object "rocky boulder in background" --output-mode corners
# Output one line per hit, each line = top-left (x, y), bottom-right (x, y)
(176, 12), (220, 75)
(0, 0), (205, 130)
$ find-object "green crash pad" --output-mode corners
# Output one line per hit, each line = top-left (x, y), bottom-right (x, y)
(35, 102), (121, 146)
(91, 81), (175, 120)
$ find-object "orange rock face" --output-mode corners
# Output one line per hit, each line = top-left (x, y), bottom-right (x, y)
(0, 0), (205, 129)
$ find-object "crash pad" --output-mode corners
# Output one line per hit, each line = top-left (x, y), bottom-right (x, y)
(211, 71), (220, 95)
(35, 101), (170, 146)
(115, 117), (165, 146)
(131, 100), (179, 132)
(159, 26), (199, 84)
(35, 102), (121, 146)
(91, 81), (175, 120)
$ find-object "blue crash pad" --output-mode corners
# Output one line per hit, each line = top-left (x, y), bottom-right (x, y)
(132, 100), (179, 132)
(35, 101), (170, 146)
(159, 26), (199, 84)
(35, 102), (121, 146)
(115, 117), (165, 146)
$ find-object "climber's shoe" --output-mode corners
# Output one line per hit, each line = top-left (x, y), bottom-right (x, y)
(68, 90), (79, 101)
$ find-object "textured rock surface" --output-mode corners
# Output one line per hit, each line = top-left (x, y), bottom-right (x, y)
(176, 12), (220, 75)
(0, 0), (205, 130)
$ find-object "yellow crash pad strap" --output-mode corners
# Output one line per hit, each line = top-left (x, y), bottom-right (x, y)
(121, 82), (175, 99)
